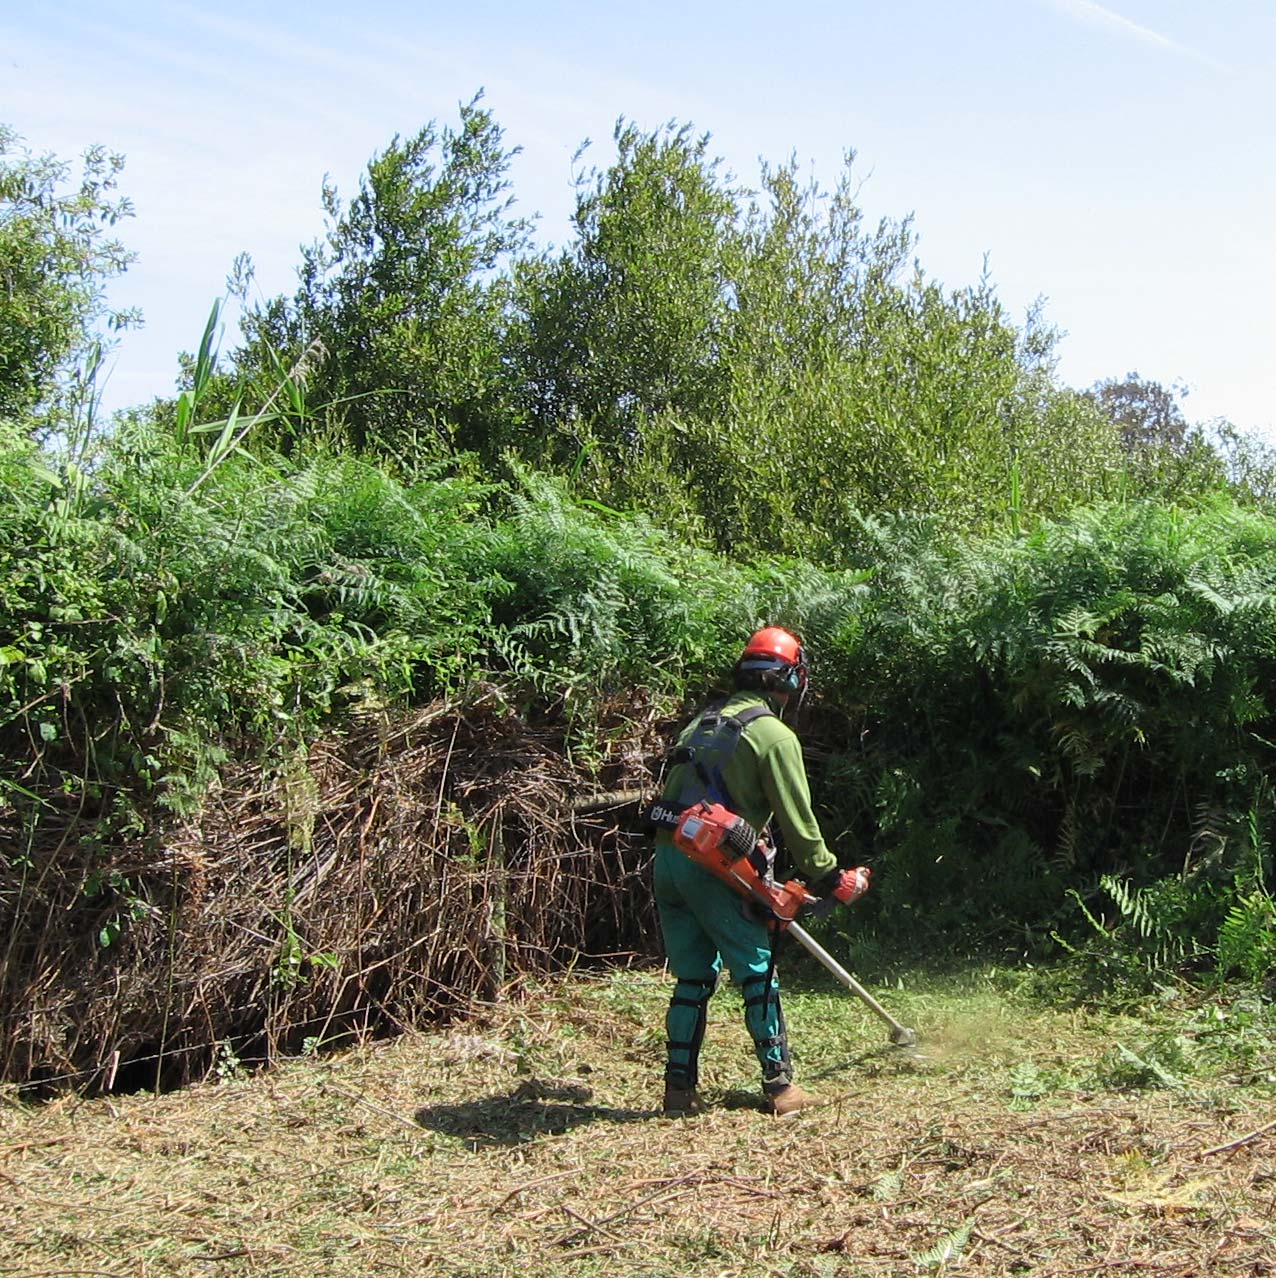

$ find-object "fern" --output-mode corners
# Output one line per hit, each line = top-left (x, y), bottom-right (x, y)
(1097, 874), (1218, 974)
(1217, 892), (1276, 984)
(910, 1219), (973, 1269)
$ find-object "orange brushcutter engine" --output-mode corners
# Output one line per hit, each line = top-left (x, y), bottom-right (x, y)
(664, 799), (817, 924)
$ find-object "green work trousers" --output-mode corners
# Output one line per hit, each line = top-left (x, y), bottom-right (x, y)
(653, 840), (791, 1087)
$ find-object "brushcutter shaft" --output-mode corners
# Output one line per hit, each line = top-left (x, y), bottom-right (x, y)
(786, 920), (918, 1047)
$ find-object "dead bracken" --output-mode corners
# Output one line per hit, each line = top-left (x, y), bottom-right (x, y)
(0, 690), (668, 1093)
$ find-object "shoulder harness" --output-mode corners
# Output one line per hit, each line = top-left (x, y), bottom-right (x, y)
(647, 701), (775, 831)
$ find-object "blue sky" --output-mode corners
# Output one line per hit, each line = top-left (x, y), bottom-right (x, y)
(6, 0), (1274, 437)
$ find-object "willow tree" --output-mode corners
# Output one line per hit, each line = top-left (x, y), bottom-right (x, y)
(512, 120), (740, 468)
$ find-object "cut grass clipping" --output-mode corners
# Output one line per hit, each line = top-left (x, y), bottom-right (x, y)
(2, 964), (1275, 1277)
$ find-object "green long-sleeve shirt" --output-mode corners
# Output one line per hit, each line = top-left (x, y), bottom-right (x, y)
(657, 691), (838, 883)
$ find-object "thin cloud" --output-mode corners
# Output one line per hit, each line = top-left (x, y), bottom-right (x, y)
(1048, 0), (1229, 72)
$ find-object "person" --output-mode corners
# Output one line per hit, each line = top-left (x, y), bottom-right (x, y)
(651, 626), (870, 1118)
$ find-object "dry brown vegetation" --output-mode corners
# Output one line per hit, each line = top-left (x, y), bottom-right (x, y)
(3, 968), (1275, 1277)
(1, 692), (667, 1093)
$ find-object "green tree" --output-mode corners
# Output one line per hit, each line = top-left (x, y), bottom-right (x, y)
(0, 125), (138, 426)
(1211, 420), (1276, 506)
(234, 95), (530, 466)
(512, 120), (740, 461)
(513, 128), (1129, 557)
(694, 154), (911, 551)
(1087, 372), (1233, 500)
(1088, 371), (1189, 454)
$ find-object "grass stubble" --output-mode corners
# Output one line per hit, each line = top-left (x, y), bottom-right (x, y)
(1, 964), (1274, 1277)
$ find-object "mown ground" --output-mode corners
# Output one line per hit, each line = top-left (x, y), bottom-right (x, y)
(2, 960), (1275, 1277)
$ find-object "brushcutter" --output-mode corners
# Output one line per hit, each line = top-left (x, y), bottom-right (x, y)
(655, 798), (918, 1048)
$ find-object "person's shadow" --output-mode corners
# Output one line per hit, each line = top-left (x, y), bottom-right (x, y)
(413, 1077), (653, 1148)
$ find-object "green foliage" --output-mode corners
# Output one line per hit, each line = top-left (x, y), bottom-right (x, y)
(9, 103), (1276, 1012)
(12, 359), (1276, 992)
(1056, 874), (1217, 996)
(232, 94), (531, 466)
(910, 1219), (973, 1270)
(478, 465), (753, 699)
(1007, 1058), (1072, 1106)
(2, 376), (814, 842)
(166, 100), (1276, 556)
(0, 125), (138, 426)
(1094, 1037), (1192, 1091)
(1215, 798), (1276, 984)
(1083, 372), (1256, 506)
(807, 498), (1276, 982)
(512, 126), (1130, 557)
(1188, 993), (1276, 1081)
(1217, 891), (1276, 985)
(513, 120), (738, 453)
(1088, 371), (1189, 455)
(0, 411), (499, 834)
(1211, 420), (1276, 506)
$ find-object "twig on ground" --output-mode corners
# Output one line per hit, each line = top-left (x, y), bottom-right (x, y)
(497, 1168), (580, 1208)
(553, 1180), (701, 1245)
(1199, 1118), (1276, 1157)
(321, 1083), (425, 1134)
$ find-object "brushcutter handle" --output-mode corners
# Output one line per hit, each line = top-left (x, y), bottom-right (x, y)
(831, 866), (871, 904)
(801, 893), (841, 920)
(802, 866), (871, 918)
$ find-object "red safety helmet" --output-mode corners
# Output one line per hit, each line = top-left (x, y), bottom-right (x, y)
(741, 627), (804, 666)
(737, 626), (808, 700)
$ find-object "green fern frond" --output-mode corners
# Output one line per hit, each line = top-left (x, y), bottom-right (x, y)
(910, 1219), (973, 1268)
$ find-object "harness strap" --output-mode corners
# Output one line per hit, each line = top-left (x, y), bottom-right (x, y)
(667, 701), (776, 813)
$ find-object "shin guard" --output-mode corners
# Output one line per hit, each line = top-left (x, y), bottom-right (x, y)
(665, 976), (715, 1086)
(742, 971), (792, 1084)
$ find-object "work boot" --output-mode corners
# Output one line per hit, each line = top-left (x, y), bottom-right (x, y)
(662, 1082), (707, 1117)
(763, 1080), (821, 1117)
